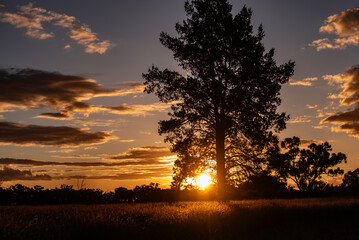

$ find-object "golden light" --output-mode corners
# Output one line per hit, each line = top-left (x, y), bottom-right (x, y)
(196, 173), (212, 190)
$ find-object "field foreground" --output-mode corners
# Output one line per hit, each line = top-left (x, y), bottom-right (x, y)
(0, 198), (358, 240)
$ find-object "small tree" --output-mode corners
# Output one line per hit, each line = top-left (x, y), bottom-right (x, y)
(341, 168), (359, 193)
(143, 0), (294, 199)
(278, 137), (347, 193)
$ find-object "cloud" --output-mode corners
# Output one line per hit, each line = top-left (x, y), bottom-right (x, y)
(310, 8), (359, 50)
(119, 139), (135, 143)
(289, 77), (318, 86)
(306, 104), (318, 109)
(0, 165), (171, 181)
(116, 83), (145, 95)
(313, 125), (328, 129)
(332, 123), (359, 137)
(0, 166), (51, 181)
(322, 66), (359, 137)
(110, 146), (174, 161)
(48, 149), (75, 153)
(36, 112), (71, 120)
(323, 108), (359, 123)
(323, 66), (359, 106)
(62, 170), (172, 181)
(0, 146), (175, 166)
(287, 116), (311, 123)
(299, 139), (324, 146)
(0, 121), (114, 147)
(0, 3), (113, 54)
(52, 154), (101, 159)
(105, 102), (171, 116)
(0, 68), (150, 117)
(0, 146), (175, 181)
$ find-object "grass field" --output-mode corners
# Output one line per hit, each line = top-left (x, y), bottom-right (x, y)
(0, 198), (358, 240)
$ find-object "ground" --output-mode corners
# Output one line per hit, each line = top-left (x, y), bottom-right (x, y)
(0, 198), (358, 240)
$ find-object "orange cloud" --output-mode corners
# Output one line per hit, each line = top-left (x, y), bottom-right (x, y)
(287, 116), (311, 123)
(322, 66), (359, 106)
(310, 8), (359, 51)
(289, 77), (318, 86)
(0, 3), (113, 54)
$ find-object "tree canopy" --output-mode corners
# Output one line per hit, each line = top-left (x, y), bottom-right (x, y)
(276, 137), (347, 193)
(143, 0), (294, 198)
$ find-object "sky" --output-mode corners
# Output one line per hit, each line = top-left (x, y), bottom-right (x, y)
(0, 0), (359, 191)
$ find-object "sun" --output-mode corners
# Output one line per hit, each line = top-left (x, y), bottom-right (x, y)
(196, 173), (212, 190)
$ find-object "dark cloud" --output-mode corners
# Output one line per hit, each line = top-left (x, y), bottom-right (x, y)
(0, 166), (51, 181)
(324, 108), (359, 123)
(0, 68), (170, 117)
(310, 8), (359, 50)
(0, 122), (113, 147)
(36, 112), (71, 120)
(336, 123), (359, 137)
(0, 68), (118, 113)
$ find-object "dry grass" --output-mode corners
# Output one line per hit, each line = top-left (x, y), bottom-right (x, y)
(0, 198), (358, 240)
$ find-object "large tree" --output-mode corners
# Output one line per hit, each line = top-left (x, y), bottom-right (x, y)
(143, 0), (294, 199)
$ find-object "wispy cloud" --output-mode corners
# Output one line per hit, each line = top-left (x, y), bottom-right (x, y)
(299, 139), (325, 146)
(0, 122), (115, 147)
(0, 146), (174, 166)
(0, 3), (114, 54)
(287, 116), (311, 123)
(310, 8), (359, 51)
(110, 146), (175, 162)
(0, 165), (171, 181)
(289, 77), (318, 86)
(0, 145), (175, 181)
(105, 102), (172, 116)
(306, 104), (318, 109)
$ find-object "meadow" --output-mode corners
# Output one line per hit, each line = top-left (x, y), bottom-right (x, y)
(0, 198), (358, 240)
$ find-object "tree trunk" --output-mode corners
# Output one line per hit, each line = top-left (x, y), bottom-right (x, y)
(216, 122), (226, 201)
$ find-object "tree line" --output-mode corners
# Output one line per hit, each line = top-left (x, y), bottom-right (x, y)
(0, 168), (358, 205)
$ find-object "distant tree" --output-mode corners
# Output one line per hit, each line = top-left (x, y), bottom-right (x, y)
(143, 0), (294, 199)
(341, 168), (359, 193)
(114, 187), (134, 203)
(278, 137), (347, 193)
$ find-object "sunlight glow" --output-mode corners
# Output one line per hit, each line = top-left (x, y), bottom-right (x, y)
(196, 173), (212, 190)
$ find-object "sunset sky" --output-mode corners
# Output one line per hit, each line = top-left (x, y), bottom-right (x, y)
(0, 0), (359, 191)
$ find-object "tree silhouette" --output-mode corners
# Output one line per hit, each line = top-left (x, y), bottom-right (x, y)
(143, 0), (294, 199)
(278, 137), (347, 193)
(341, 168), (359, 194)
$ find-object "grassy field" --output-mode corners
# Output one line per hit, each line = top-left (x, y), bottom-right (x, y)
(0, 198), (358, 240)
